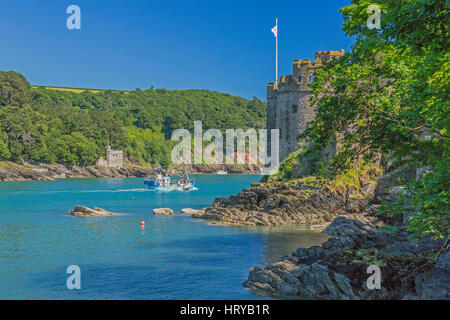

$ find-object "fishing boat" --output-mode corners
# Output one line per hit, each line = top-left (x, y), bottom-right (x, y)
(144, 172), (195, 191)
(216, 170), (227, 175)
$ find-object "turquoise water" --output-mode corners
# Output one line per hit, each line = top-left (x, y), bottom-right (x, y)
(0, 175), (328, 300)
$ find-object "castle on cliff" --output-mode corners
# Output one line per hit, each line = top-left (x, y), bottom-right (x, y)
(267, 49), (345, 161)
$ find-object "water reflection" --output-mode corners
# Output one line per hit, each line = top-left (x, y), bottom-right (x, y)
(237, 225), (329, 264)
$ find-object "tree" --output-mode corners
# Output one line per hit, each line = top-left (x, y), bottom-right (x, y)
(0, 71), (31, 106)
(0, 71), (267, 168)
(0, 131), (11, 160)
(299, 0), (449, 239)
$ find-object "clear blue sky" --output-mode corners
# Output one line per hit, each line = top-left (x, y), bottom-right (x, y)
(0, 0), (353, 99)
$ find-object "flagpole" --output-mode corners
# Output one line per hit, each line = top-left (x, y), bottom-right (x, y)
(275, 18), (278, 89)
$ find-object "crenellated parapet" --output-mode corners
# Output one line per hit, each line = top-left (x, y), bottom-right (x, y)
(96, 145), (124, 168)
(315, 49), (345, 65)
(267, 49), (345, 161)
(267, 82), (277, 99)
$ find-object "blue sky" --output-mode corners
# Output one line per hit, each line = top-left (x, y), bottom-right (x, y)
(0, 0), (353, 99)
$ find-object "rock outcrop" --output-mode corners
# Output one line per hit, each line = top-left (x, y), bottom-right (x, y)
(180, 208), (205, 215)
(322, 214), (380, 237)
(70, 205), (117, 217)
(244, 214), (448, 300)
(193, 176), (377, 226)
(414, 249), (450, 300)
(245, 261), (356, 299)
(153, 208), (174, 216)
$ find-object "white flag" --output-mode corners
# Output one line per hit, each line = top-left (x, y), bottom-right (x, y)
(271, 25), (277, 37)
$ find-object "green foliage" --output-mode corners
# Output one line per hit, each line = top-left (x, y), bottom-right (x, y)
(273, 0), (448, 240)
(0, 71), (31, 106)
(353, 248), (386, 267)
(0, 72), (266, 168)
(268, 148), (305, 182)
(0, 131), (10, 160)
(381, 158), (449, 240)
(124, 126), (172, 167)
(378, 224), (400, 236)
(317, 0), (449, 240)
(326, 163), (380, 194)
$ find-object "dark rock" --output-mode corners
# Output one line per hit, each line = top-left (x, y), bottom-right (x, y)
(374, 166), (416, 202)
(381, 236), (445, 258)
(323, 215), (377, 237)
(244, 210), (448, 300)
(416, 250), (450, 300)
(244, 261), (356, 299)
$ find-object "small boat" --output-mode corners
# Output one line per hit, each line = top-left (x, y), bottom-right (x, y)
(144, 173), (195, 192)
(216, 170), (227, 175)
(144, 175), (174, 191)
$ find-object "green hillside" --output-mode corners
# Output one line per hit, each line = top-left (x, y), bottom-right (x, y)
(0, 71), (266, 168)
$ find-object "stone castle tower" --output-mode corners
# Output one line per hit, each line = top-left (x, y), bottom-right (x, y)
(96, 145), (123, 168)
(267, 49), (345, 161)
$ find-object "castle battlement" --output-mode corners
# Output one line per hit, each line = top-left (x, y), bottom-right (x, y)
(96, 145), (123, 168)
(267, 49), (344, 160)
(268, 50), (345, 100)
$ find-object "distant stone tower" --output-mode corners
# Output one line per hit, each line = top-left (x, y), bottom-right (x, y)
(267, 50), (345, 161)
(106, 145), (123, 168)
(96, 145), (123, 168)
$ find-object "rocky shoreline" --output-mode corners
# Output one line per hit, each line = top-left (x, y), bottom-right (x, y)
(192, 170), (378, 226)
(243, 213), (448, 300)
(0, 161), (260, 181)
(189, 166), (448, 299)
(8, 158), (447, 299)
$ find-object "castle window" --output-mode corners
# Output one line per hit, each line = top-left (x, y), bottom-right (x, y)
(292, 105), (298, 114)
(298, 76), (303, 82)
(309, 76), (315, 82)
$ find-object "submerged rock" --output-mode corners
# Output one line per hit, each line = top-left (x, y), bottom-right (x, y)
(70, 205), (116, 217)
(153, 208), (174, 216)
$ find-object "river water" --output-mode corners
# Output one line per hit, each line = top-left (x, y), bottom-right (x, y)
(0, 175), (328, 299)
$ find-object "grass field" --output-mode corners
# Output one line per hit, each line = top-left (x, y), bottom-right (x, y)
(32, 86), (130, 94)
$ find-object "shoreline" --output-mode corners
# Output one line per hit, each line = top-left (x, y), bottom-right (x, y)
(186, 169), (448, 300)
(0, 161), (261, 182)
(3, 162), (447, 299)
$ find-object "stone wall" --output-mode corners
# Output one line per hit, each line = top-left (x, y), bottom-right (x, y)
(267, 50), (345, 161)
(96, 145), (124, 168)
(106, 146), (123, 168)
